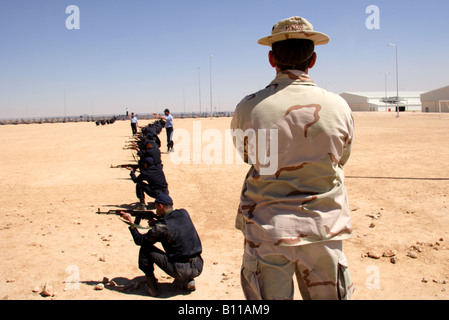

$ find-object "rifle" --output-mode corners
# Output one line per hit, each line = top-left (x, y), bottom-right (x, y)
(110, 164), (140, 170)
(96, 208), (157, 228)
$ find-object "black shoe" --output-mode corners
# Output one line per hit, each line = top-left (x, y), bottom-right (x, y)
(172, 278), (195, 292)
(185, 279), (196, 292)
(146, 276), (159, 297)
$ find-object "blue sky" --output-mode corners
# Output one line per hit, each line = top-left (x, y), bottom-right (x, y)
(1, 0), (448, 119)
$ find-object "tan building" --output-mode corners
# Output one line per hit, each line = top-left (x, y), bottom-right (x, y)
(421, 85), (449, 113)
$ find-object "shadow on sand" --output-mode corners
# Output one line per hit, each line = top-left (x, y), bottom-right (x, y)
(81, 275), (192, 299)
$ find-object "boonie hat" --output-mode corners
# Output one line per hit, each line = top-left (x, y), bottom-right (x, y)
(155, 194), (173, 205)
(258, 16), (330, 46)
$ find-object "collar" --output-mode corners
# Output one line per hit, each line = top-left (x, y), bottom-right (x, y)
(270, 70), (316, 87)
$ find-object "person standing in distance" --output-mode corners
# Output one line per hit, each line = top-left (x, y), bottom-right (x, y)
(231, 16), (355, 300)
(153, 109), (174, 153)
(130, 112), (138, 136)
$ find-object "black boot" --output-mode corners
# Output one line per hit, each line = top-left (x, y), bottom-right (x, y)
(146, 276), (159, 297)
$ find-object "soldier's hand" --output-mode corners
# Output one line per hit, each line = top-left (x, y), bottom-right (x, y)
(118, 211), (133, 223)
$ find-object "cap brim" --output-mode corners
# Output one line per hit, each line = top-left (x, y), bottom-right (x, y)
(257, 31), (330, 46)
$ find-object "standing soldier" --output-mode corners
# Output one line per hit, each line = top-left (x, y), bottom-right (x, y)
(231, 16), (355, 300)
(130, 112), (138, 136)
(153, 109), (174, 153)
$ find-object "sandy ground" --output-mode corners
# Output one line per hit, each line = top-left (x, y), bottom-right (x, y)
(1, 112), (449, 301)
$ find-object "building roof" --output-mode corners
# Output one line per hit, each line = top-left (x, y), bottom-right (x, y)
(341, 91), (424, 98)
(421, 85), (449, 101)
(341, 91), (424, 107)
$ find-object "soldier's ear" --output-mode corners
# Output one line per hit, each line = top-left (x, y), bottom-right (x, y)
(268, 51), (277, 68)
(308, 52), (317, 70)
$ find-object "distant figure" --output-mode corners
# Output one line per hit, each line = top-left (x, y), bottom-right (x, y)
(153, 109), (174, 152)
(130, 112), (138, 135)
(126, 107), (129, 117)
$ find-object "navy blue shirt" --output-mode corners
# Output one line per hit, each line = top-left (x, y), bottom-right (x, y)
(138, 147), (161, 166)
(130, 165), (167, 191)
(129, 209), (202, 262)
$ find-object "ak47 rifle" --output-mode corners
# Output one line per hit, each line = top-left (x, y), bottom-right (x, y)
(96, 208), (157, 228)
(110, 164), (140, 170)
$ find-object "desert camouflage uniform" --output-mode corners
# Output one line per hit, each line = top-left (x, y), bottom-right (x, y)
(231, 70), (355, 300)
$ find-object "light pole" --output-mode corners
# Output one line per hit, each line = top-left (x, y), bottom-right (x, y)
(380, 72), (390, 111)
(198, 67), (202, 114)
(210, 55), (213, 117)
(183, 88), (186, 114)
(387, 43), (399, 117)
(64, 91), (67, 122)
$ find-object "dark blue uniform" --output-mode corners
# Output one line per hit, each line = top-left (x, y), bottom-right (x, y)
(129, 209), (203, 281)
(137, 146), (161, 166)
(130, 165), (168, 201)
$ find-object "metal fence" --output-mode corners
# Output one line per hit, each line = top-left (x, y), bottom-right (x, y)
(0, 112), (234, 126)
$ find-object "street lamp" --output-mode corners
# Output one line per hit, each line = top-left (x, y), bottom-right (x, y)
(198, 67), (202, 114)
(387, 43), (399, 117)
(380, 72), (390, 111)
(209, 55), (213, 117)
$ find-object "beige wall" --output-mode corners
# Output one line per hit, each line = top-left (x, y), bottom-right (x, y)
(422, 101), (449, 113)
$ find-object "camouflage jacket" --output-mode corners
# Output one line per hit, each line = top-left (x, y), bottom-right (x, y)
(231, 70), (354, 247)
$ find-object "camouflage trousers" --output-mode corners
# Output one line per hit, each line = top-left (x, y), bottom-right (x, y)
(240, 240), (354, 300)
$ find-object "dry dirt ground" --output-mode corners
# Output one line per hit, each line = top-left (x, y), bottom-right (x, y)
(1, 112), (448, 300)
